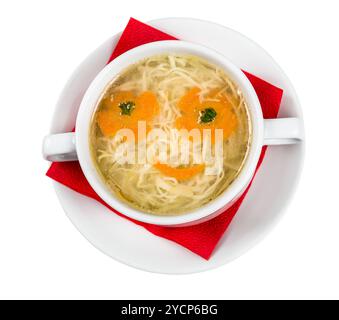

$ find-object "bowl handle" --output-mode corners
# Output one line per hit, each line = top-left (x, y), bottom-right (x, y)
(42, 132), (77, 161)
(263, 118), (304, 145)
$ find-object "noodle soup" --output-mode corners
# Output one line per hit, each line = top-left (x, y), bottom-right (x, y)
(90, 54), (252, 215)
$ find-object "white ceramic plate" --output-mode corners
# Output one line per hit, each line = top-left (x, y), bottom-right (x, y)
(50, 18), (305, 274)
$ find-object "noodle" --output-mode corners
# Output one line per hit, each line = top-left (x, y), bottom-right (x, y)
(90, 54), (252, 215)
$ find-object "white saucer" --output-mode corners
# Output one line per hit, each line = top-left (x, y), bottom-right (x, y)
(50, 18), (305, 274)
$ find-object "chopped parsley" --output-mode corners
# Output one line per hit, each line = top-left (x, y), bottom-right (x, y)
(119, 101), (135, 115)
(199, 108), (217, 123)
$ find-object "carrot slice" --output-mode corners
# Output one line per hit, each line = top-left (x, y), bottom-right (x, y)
(178, 87), (201, 113)
(154, 163), (205, 181)
(134, 91), (159, 120)
(97, 109), (121, 137)
(96, 91), (159, 139)
(176, 88), (238, 143)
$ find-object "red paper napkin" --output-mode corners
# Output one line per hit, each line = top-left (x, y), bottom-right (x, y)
(47, 18), (283, 260)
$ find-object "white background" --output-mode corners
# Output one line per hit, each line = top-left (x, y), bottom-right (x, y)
(0, 0), (338, 300)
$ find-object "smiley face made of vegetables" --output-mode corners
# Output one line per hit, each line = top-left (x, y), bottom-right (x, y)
(96, 88), (238, 182)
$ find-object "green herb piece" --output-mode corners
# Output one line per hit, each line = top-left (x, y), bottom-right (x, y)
(119, 101), (135, 115)
(199, 108), (217, 123)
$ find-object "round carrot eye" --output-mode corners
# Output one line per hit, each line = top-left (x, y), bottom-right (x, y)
(175, 87), (238, 142)
(96, 91), (159, 139)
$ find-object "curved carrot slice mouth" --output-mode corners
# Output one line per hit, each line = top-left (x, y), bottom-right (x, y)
(154, 163), (205, 181)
